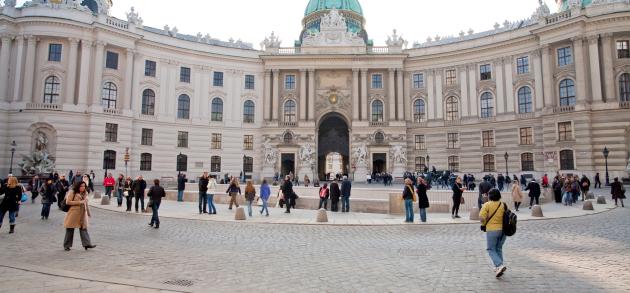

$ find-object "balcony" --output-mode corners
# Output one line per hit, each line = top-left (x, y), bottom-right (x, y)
(553, 105), (575, 114)
(620, 101), (630, 109)
(105, 17), (129, 30)
(369, 121), (387, 127)
(103, 108), (122, 115)
(26, 103), (62, 111)
(279, 121), (298, 127)
(545, 10), (572, 25)
(368, 46), (389, 54)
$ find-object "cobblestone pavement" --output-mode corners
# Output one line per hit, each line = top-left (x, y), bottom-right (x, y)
(0, 201), (629, 292)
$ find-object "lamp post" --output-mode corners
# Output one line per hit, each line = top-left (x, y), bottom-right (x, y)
(504, 152), (509, 177)
(426, 154), (430, 173)
(123, 148), (130, 179)
(177, 152), (183, 176)
(9, 141), (16, 175)
(243, 155), (247, 182)
(603, 147), (610, 186)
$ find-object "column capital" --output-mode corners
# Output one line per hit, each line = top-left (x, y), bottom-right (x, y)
(360, 68), (369, 73)
(95, 41), (107, 48)
(587, 34), (599, 45)
(264, 69), (272, 76)
(388, 68), (396, 73)
(0, 34), (14, 41)
(456, 64), (467, 71)
(530, 48), (541, 58)
(307, 68), (315, 73)
(125, 48), (135, 55)
(540, 44), (551, 52)
(299, 68), (307, 73)
(601, 32), (613, 39)
(502, 56), (512, 64)
(68, 37), (81, 45)
(25, 35), (37, 44)
(571, 36), (584, 44)
(272, 69), (280, 74)
(81, 39), (93, 47)
(352, 68), (360, 74)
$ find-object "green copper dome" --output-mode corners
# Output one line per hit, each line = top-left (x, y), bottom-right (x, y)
(304, 0), (363, 16)
(558, 0), (593, 11)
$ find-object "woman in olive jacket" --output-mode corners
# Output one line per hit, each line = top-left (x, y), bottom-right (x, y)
(0, 176), (22, 233)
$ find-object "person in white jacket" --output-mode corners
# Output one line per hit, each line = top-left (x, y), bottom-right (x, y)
(207, 175), (218, 214)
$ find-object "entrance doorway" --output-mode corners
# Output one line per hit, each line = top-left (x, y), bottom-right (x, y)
(325, 152), (344, 179)
(318, 113), (349, 181)
(281, 154), (295, 177)
(373, 153), (387, 173)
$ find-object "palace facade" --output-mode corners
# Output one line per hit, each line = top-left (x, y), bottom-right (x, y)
(1, 0), (630, 181)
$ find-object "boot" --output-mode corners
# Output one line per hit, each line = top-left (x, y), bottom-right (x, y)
(9, 225), (15, 234)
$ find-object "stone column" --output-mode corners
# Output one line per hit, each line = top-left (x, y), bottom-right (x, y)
(532, 49), (544, 110)
(495, 59), (505, 114)
(64, 38), (79, 105)
(12, 36), (25, 102)
(396, 68), (404, 121)
(427, 69), (436, 119)
(77, 40), (92, 106)
(503, 57), (515, 113)
(198, 66), (210, 119)
(352, 68), (359, 121)
(601, 33), (615, 102)
(272, 69), (279, 121)
(308, 69), (315, 121)
(587, 35), (603, 103)
(91, 41), (106, 107)
(263, 70), (271, 121)
(131, 52), (143, 113)
(459, 65), (469, 117)
(22, 36), (38, 103)
(468, 66), (478, 117)
(0, 35), (13, 101)
(388, 69), (396, 121)
(299, 69), (307, 121)
(123, 48), (134, 110)
(435, 70), (443, 120)
(541, 45), (554, 106)
(573, 37), (587, 103)
(361, 69), (368, 121)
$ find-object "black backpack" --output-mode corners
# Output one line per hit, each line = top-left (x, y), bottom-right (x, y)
(59, 193), (74, 213)
(502, 203), (517, 236)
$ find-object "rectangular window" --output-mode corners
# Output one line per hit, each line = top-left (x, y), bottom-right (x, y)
(177, 131), (189, 148)
(211, 156), (221, 172)
(415, 157), (426, 173)
(372, 74), (383, 89)
(558, 122), (573, 141)
(285, 75), (296, 89)
(243, 156), (254, 173)
(519, 127), (533, 145)
(445, 69), (457, 85)
(245, 74), (255, 90)
(243, 135), (254, 150)
(483, 155), (496, 172)
(482, 130), (495, 148)
(413, 73), (424, 88)
(106, 51), (119, 70)
(516, 56), (529, 74)
(521, 153), (534, 172)
(557, 47), (573, 66)
(448, 156), (459, 172)
(211, 133), (222, 150)
(105, 123), (118, 142)
(141, 128), (153, 146)
(480, 64), (492, 80)
(447, 133), (459, 149)
(48, 44), (62, 62)
(180, 67), (191, 83)
(213, 71), (224, 87)
(617, 40), (629, 59)
(145, 60), (157, 77)
(140, 153), (152, 171)
(414, 135), (426, 150)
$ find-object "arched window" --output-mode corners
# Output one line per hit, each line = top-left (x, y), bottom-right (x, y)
(620, 73), (630, 102)
(560, 150), (575, 170)
(445, 97), (459, 121)
(480, 92), (494, 118)
(521, 153), (534, 172)
(211, 98), (223, 122)
(559, 79), (576, 106)
(177, 94), (190, 119)
(283, 100), (297, 122)
(141, 89), (155, 116)
(371, 100), (384, 122)
(448, 156), (459, 172)
(283, 132), (293, 144)
(243, 100), (255, 123)
(518, 86), (533, 113)
(375, 132), (385, 144)
(483, 154), (495, 172)
(102, 82), (117, 109)
(140, 153), (152, 171)
(413, 99), (426, 123)
(103, 150), (116, 170)
(43, 76), (60, 104)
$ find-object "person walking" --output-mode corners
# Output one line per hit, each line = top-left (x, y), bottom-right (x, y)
(402, 178), (415, 223)
(281, 176), (295, 213)
(479, 189), (508, 278)
(147, 179), (166, 229)
(571, 176), (580, 204)
(525, 179), (541, 208)
(83, 174), (93, 194)
(417, 177), (430, 223)
(226, 178), (242, 210)
(562, 178), (573, 206)
(132, 176), (146, 213)
(244, 181), (256, 217)
(30, 175), (42, 203)
(115, 174), (124, 207)
(63, 182), (96, 251)
(124, 177), (134, 212)
(552, 177), (563, 203)
(55, 175), (70, 209)
(177, 174), (188, 202)
(611, 177), (626, 207)
(207, 175), (218, 214)
(340, 176), (352, 213)
(594, 173), (602, 189)
(511, 182), (523, 212)
(579, 175), (591, 201)
(329, 179), (341, 212)
(198, 172), (209, 214)
(39, 178), (57, 220)
(260, 180), (271, 216)
(103, 173), (115, 199)
(0, 176), (22, 233)
(318, 183), (329, 210)
(478, 177), (493, 209)
(452, 176), (466, 219)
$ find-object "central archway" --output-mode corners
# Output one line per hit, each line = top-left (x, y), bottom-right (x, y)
(318, 112), (350, 181)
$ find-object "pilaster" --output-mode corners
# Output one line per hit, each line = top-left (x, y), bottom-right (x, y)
(64, 38), (80, 105)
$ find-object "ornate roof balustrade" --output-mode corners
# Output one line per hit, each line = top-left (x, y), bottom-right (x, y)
(26, 103), (62, 111)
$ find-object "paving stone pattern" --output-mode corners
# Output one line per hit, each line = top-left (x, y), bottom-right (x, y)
(0, 201), (629, 292)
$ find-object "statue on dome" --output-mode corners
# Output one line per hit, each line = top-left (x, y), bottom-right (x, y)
(261, 31), (282, 51)
(4, 0), (16, 7)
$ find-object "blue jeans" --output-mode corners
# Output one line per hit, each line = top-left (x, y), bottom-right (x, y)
(0, 209), (16, 225)
(198, 191), (208, 213)
(41, 203), (52, 218)
(419, 208), (427, 223)
(260, 199), (269, 215)
(404, 199), (414, 222)
(150, 201), (161, 226)
(342, 196), (350, 212)
(247, 200), (253, 217)
(177, 190), (184, 202)
(207, 194), (216, 214)
(486, 230), (507, 268)
(117, 189), (123, 206)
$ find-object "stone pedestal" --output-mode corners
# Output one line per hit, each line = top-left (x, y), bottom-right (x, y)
(262, 166), (275, 181)
(597, 196), (607, 204)
(531, 205), (544, 217)
(354, 165), (368, 183)
(391, 163), (405, 179)
(388, 193), (404, 215)
(100, 195), (110, 205)
(583, 201), (594, 211)
(93, 191), (101, 199)
(469, 207), (480, 221)
(316, 209), (328, 223)
(234, 207), (246, 220)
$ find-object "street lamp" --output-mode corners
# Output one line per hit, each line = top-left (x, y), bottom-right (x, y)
(177, 152), (183, 176)
(504, 152), (509, 177)
(243, 155), (247, 182)
(9, 141), (16, 175)
(123, 148), (130, 179)
(603, 147), (610, 186)
(426, 154), (430, 173)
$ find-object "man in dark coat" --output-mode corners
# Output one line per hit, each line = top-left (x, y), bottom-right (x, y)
(478, 178), (493, 209)
(329, 179), (341, 212)
(55, 175), (70, 209)
(579, 175), (591, 201)
(177, 174), (188, 202)
(525, 179), (542, 208)
(132, 176), (147, 213)
(340, 176), (352, 213)
(147, 179), (166, 229)
(281, 176), (295, 213)
(198, 172), (209, 213)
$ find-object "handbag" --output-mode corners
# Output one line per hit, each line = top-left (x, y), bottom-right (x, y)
(21, 193), (28, 202)
(460, 196), (465, 204)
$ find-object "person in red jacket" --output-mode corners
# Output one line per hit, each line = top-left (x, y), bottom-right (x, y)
(542, 174), (549, 189)
(103, 173), (116, 199)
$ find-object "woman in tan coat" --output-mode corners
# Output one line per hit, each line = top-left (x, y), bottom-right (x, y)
(63, 182), (96, 251)
(511, 183), (524, 212)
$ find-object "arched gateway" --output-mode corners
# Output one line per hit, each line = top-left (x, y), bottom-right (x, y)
(317, 113), (350, 180)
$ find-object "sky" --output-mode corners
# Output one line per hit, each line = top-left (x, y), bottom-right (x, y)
(17, 0), (558, 49)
